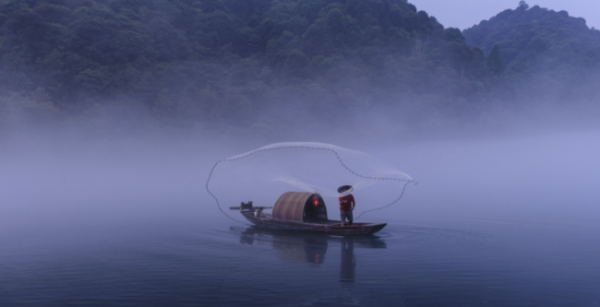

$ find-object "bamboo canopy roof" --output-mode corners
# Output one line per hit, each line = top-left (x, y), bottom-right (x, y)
(272, 192), (328, 222)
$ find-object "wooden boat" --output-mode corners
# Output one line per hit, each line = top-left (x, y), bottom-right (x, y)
(230, 192), (387, 236)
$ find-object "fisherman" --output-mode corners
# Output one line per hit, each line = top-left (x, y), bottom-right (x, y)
(338, 185), (355, 226)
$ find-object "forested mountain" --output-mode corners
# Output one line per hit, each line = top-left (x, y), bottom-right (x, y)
(0, 0), (598, 131)
(461, 1), (600, 109)
(464, 2), (600, 74)
(0, 0), (493, 128)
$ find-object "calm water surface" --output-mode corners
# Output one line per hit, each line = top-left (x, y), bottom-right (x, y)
(1, 206), (598, 307)
(2, 131), (600, 306)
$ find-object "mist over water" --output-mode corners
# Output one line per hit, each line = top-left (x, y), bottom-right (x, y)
(1, 0), (600, 304)
(1, 124), (599, 306)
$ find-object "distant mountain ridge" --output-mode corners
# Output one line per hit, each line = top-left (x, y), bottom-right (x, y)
(0, 0), (491, 127)
(463, 2), (600, 75)
(0, 0), (598, 131)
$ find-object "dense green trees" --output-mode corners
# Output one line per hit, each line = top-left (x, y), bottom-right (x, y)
(463, 3), (600, 75)
(0, 0), (493, 127)
(486, 44), (505, 75)
(0, 0), (598, 130)
(463, 2), (600, 104)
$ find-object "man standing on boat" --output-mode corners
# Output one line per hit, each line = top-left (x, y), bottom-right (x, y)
(338, 185), (355, 226)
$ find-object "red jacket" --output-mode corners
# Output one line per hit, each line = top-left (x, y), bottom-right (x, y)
(339, 194), (355, 211)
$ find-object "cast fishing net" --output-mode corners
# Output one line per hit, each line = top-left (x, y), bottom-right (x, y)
(206, 142), (416, 225)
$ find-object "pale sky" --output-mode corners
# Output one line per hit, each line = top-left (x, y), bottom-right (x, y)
(409, 0), (600, 30)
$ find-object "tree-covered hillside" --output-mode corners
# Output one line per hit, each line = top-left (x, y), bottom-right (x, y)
(0, 0), (494, 128)
(463, 1), (600, 76)
(461, 1), (600, 107)
(0, 0), (598, 131)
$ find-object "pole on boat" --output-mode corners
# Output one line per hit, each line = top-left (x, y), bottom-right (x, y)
(229, 201), (272, 211)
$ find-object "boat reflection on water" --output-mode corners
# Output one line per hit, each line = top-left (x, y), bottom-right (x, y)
(340, 237), (355, 283)
(235, 226), (387, 284)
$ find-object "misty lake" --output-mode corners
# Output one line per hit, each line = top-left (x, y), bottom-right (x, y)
(1, 130), (599, 306)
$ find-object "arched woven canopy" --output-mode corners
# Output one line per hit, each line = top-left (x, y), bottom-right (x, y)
(272, 192), (328, 222)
